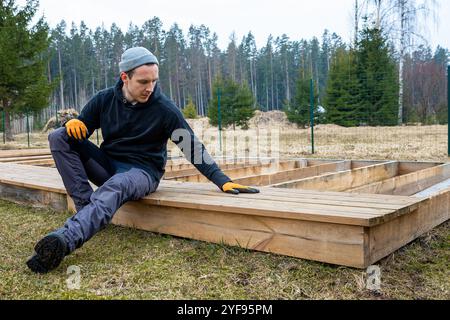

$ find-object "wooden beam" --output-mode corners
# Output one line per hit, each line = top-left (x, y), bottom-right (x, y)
(164, 159), (256, 173)
(0, 149), (51, 159)
(166, 160), (307, 181)
(169, 162), (281, 183)
(13, 159), (55, 166)
(350, 160), (389, 169)
(0, 163), (68, 194)
(348, 163), (450, 196)
(273, 161), (399, 192)
(367, 187), (450, 266)
(0, 155), (53, 163)
(235, 161), (350, 186)
(112, 201), (368, 268)
(398, 161), (443, 175)
(0, 183), (68, 212)
(413, 179), (450, 198)
(164, 161), (264, 179)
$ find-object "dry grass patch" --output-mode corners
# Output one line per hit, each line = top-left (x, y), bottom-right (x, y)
(0, 199), (448, 300)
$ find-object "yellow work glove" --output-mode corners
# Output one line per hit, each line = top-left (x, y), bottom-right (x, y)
(222, 182), (260, 195)
(65, 119), (88, 141)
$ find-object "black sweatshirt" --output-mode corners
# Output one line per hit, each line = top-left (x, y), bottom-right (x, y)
(78, 79), (231, 189)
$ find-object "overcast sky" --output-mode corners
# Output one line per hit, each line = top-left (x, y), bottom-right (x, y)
(22, 0), (450, 51)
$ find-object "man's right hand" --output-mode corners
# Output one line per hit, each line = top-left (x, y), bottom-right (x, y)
(65, 119), (88, 141)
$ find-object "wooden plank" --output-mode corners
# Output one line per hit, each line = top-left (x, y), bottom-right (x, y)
(13, 159), (55, 166)
(273, 161), (399, 192)
(153, 188), (395, 216)
(247, 161), (351, 187)
(161, 180), (422, 206)
(0, 155), (53, 163)
(165, 158), (324, 174)
(165, 162), (192, 171)
(398, 161), (442, 175)
(0, 149), (51, 159)
(351, 160), (388, 169)
(348, 163), (450, 196)
(367, 187), (450, 266)
(160, 183), (416, 212)
(0, 163), (67, 194)
(277, 160), (306, 171)
(165, 159), (253, 173)
(164, 162), (253, 178)
(138, 190), (418, 227)
(0, 183), (68, 212)
(112, 201), (367, 268)
(304, 159), (341, 166)
(170, 162), (280, 183)
(413, 179), (450, 198)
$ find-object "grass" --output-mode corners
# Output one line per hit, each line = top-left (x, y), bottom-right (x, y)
(0, 199), (448, 300)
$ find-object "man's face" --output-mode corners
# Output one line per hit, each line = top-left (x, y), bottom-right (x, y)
(121, 64), (159, 103)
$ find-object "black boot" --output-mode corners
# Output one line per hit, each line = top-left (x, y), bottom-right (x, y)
(26, 232), (68, 274)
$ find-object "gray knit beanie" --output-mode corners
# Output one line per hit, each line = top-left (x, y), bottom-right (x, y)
(119, 47), (159, 73)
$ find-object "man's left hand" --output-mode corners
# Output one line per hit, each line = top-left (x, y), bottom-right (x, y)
(222, 182), (260, 195)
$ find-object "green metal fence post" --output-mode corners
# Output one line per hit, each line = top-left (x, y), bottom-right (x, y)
(26, 111), (30, 148)
(448, 65), (449, 157)
(218, 87), (223, 152)
(310, 79), (315, 155)
(55, 104), (59, 128)
(2, 109), (5, 144)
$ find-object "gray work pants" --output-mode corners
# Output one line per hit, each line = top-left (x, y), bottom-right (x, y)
(48, 128), (158, 253)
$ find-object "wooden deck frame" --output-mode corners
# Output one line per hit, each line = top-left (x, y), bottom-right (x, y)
(0, 160), (448, 269)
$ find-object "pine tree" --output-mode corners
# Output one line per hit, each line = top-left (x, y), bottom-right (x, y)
(208, 77), (226, 127)
(324, 48), (361, 127)
(233, 83), (256, 130)
(285, 71), (319, 128)
(182, 97), (198, 119)
(356, 27), (398, 126)
(324, 27), (398, 127)
(318, 30), (331, 102)
(0, 0), (53, 140)
(208, 77), (256, 130)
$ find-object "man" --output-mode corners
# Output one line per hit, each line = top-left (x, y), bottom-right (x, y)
(26, 47), (259, 274)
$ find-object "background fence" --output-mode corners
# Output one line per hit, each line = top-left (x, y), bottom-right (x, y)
(1, 66), (449, 162)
